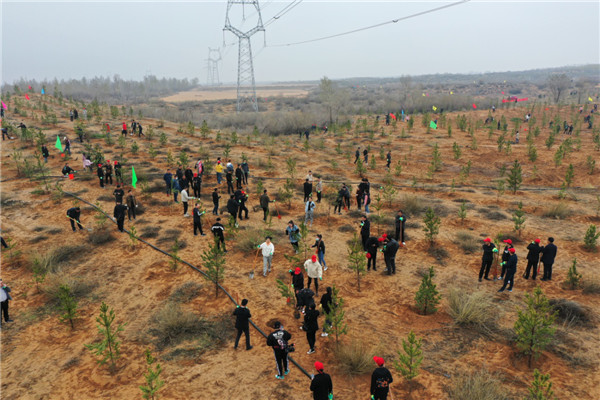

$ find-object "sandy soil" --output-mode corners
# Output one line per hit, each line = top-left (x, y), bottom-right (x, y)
(1, 94), (599, 400)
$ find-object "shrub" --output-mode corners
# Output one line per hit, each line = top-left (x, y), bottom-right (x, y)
(583, 224), (599, 251)
(29, 245), (85, 274)
(88, 228), (114, 245)
(447, 289), (498, 334)
(43, 272), (96, 303)
(563, 258), (582, 290)
(542, 203), (571, 219)
(333, 339), (375, 376)
(582, 279), (600, 295)
(169, 282), (203, 303)
(337, 224), (356, 233)
(549, 299), (591, 327)
(427, 246), (449, 264)
(455, 231), (479, 254)
(400, 194), (426, 217)
(237, 229), (266, 253)
(448, 369), (509, 400)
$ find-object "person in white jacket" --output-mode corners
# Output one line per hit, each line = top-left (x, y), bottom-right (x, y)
(181, 188), (195, 217)
(258, 237), (275, 277)
(304, 254), (323, 295)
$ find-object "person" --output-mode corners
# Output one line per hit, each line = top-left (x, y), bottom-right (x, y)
(479, 238), (496, 281)
(113, 203), (128, 232)
(292, 266), (305, 291)
(306, 170), (314, 183)
(137, 123), (144, 137)
(73, 109), (78, 120)
(366, 236), (380, 271)
(192, 203), (206, 236)
(310, 361), (333, 400)
(311, 234), (327, 271)
(226, 159), (234, 173)
(104, 161), (113, 185)
(260, 190), (271, 221)
(354, 147), (360, 164)
(181, 187), (193, 217)
(498, 247), (517, 292)
(131, 119), (137, 136)
(303, 303), (319, 354)
(356, 187), (364, 211)
(363, 148), (368, 163)
(333, 193), (343, 215)
(192, 173), (202, 198)
(523, 238), (541, 280)
(315, 178), (323, 203)
(64, 137), (71, 155)
(341, 184), (351, 210)
(126, 190), (137, 221)
(211, 218), (226, 252)
(360, 215), (370, 250)
(215, 160), (224, 184)
(305, 196), (316, 227)
(172, 176), (181, 203)
(163, 169), (173, 197)
(96, 163), (105, 188)
(114, 161), (123, 184)
(1, 127), (9, 141)
(184, 166), (194, 185)
(121, 122), (128, 136)
(383, 236), (400, 275)
(241, 161), (249, 185)
(226, 195), (239, 225)
(319, 287), (332, 336)
(394, 210), (407, 245)
(196, 159), (204, 178)
(41, 144), (49, 163)
(297, 287), (315, 315)
(176, 166), (184, 182)
(286, 221), (301, 253)
(236, 189), (249, 220)
(62, 163), (74, 177)
(226, 170), (234, 194)
(258, 237), (274, 276)
(76, 126), (84, 143)
(266, 321), (292, 380)
(499, 239), (514, 280)
(304, 255), (323, 295)
(363, 191), (371, 214)
(235, 164), (244, 190)
(233, 299), (253, 350)
(70, 109), (74, 121)
(370, 357), (393, 400)
(540, 237), (557, 281)
(386, 151), (391, 168)
(1, 279), (14, 324)
(212, 188), (221, 215)
(113, 184), (124, 204)
(304, 179), (313, 202)
(82, 154), (92, 171)
(515, 130), (520, 144)
(67, 207), (83, 232)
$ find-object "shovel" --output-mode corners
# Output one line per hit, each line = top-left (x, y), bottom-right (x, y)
(67, 216), (92, 232)
(274, 202), (281, 220)
(249, 248), (260, 279)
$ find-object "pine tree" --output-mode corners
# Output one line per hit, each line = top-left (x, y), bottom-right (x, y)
(347, 233), (367, 292)
(452, 142), (461, 160)
(563, 258), (582, 290)
(139, 349), (165, 400)
(355, 157), (367, 177)
(430, 143), (442, 172)
(415, 267), (441, 315)
(85, 302), (126, 373)
(512, 201), (526, 237)
(583, 224), (600, 251)
(564, 163), (574, 187)
(514, 286), (557, 368)
(201, 238), (226, 298)
(457, 201), (467, 225)
(394, 330), (423, 390)
(422, 207), (441, 246)
(507, 159), (523, 194)
(324, 284), (348, 345)
(525, 369), (555, 400)
(57, 284), (78, 329)
(276, 278), (297, 310)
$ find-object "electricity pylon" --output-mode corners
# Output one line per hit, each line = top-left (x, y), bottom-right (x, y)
(206, 47), (222, 86)
(223, 0), (265, 112)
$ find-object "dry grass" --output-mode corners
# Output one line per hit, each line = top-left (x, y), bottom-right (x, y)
(334, 339), (377, 376)
(455, 231), (480, 254)
(549, 299), (593, 327)
(169, 282), (203, 303)
(29, 245), (85, 274)
(542, 202), (572, 219)
(448, 369), (509, 400)
(43, 272), (96, 303)
(88, 228), (114, 245)
(582, 279), (600, 295)
(447, 289), (499, 335)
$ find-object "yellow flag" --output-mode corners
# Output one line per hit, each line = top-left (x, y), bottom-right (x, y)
(450, 91), (453, 95)
(422, 93), (425, 97)
(589, 97), (593, 102)
(432, 106), (437, 111)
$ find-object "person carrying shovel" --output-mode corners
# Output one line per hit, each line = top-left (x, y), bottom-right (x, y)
(67, 207), (83, 232)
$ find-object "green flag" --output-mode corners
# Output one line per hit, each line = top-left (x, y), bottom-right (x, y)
(429, 121), (437, 130)
(55, 135), (62, 151)
(131, 166), (138, 188)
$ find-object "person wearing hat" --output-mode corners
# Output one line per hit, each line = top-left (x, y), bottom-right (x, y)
(366, 236), (380, 271)
(499, 239), (514, 280)
(304, 254), (323, 295)
(104, 161), (113, 185)
(394, 210), (407, 245)
(310, 361), (333, 400)
(96, 163), (105, 188)
(303, 303), (320, 354)
(523, 238), (542, 280)
(192, 173), (202, 198)
(498, 247), (518, 292)
(479, 238), (496, 281)
(236, 189), (249, 221)
(360, 215), (371, 251)
(258, 237), (275, 276)
(211, 218), (226, 252)
(540, 237), (558, 281)
(383, 236), (400, 275)
(370, 356), (393, 400)
(114, 161), (123, 185)
(113, 184), (125, 204)
(266, 321), (292, 380)
(233, 299), (253, 350)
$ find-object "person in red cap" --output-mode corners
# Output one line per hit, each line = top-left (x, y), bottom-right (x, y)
(104, 161), (113, 185)
(370, 356), (393, 400)
(192, 173), (202, 198)
(266, 321), (292, 380)
(114, 161), (123, 185)
(365, 236), (380, 271)
(524, 238), (542, 280)
(304, 254), (323, 295)
(479, 238), (496, 281)
(121, 122), (127, 136)
(96, 163), (105, 188)
(499, 239), (514, 280)
(310, 361), (333, 400)
(498, 247), (518, 292)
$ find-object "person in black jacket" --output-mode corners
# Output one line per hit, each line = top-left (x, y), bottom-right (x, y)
(114, 161), (123, 185)
(370, 356), (393, 400)
(176, 166), (184, 182)
(193, 203), (205, 236)
(354, 147), (360, 164)
(310, 361), (333, 400)
(104, 162), (113, 185)
(0, 279), (13, 323)
(211, 218), (226, 252)
(96, 164), (105, 188)
(297, 287), (315, 315)
(113, 184), (124, 204)
(363, 148), (369, 164)
(499, 239), (514, 280)
(523, 238), (542, 280)
(479, 237), (496, 281)
(212, 188), (221, 215)
(341, 184), (351, 210)
(184, 167), (194, 186)
(311, 234), (327, 271)
(236, 189), (249, 220)
(366, 236), (381, 271)
(540, 237), (557, 281)
(113, 203), (128, 232)
(226, 170), (234, 194)
(303, 303), (320, 354)
(303, 179), (313, 202)
(126, 190), (137, 220)
(67, 207), (83, 232)
(319, 287), (332, 337)
(233, 299), (253, 350)
(394, 210), (407, 244)
(386, 151), (391, 168)
(226, 195), (239, 226)
(192, 174), (202, 198)
(383, 237), (400, 275)
(235, 165), (244, 190)
(290, 267), (305, 312)
(498, 247), (517, 292)
(360, 215), (370, 250)
(41, 144), (49, 163)
(259, 190), (271, 221)
(266, 321), (292, 380)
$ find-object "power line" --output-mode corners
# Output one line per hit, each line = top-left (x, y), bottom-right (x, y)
(264, 0), (303, 27)
(269, 0), (470, 47)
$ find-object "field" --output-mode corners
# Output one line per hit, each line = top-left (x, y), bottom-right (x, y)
(1, 89), (599, 400)
(161, 84), (314, 102)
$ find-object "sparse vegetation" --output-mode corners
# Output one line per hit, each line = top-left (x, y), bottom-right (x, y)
(415, 266), (441, 315)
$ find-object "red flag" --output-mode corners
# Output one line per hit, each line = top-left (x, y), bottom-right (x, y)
(28, 85), (32, 90)
(501, 91), (504, 95)
(25, 94), (30, 100)
(390, 113), (397, 120)
(472, 103), (477, 109)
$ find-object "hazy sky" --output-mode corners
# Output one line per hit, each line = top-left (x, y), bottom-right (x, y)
(2, 1), (599, 85)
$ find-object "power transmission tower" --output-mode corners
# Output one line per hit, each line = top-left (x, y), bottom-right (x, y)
(223, 0), (265, 112)
(206, 47), (222, 86)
